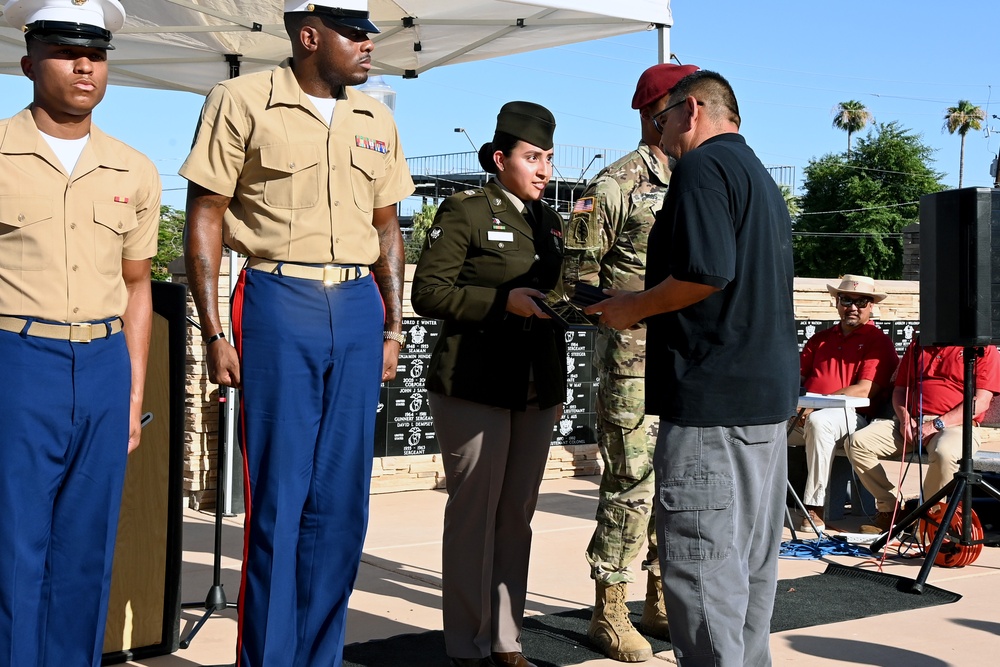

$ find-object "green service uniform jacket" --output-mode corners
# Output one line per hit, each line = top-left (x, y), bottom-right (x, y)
(412, 181), (567, 411)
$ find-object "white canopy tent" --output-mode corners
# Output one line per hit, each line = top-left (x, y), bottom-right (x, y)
(0, 0), (673, 94)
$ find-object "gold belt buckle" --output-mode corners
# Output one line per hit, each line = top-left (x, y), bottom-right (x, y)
(323, 264), (337, 286)
(69, 322), (93, 343)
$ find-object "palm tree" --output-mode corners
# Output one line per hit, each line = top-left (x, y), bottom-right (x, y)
(832, 100), (873, 157)
(944, 100), (986, 188)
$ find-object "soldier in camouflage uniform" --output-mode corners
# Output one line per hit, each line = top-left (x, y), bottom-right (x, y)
(563, 63), (698, 663)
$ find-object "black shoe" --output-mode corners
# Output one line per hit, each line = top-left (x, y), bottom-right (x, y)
(449, 658), (495, 667)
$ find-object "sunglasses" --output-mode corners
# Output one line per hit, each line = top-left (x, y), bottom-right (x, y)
(837, 295), (873, 308)
(651, 99), (703, 133)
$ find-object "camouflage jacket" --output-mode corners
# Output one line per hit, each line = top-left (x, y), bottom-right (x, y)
(563, 142), (669, 377)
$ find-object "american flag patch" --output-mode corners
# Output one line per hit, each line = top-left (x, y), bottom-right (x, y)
(573, 197), (594, 213)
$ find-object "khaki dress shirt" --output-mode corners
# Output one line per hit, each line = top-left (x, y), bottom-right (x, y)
(180, 58), (415, 265)
(0, 109), (161, 322)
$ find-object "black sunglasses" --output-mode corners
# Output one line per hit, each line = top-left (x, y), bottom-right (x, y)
(837, 295), (873, 308)
(651, 99), (703, 133)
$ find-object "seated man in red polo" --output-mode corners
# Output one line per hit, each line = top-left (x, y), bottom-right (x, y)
(845, 340), (1000, 532)
(790, 275), (899, 531)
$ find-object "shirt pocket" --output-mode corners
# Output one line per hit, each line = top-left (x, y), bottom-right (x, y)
(93, 202), (138, 275)
(260, 144), (321, 209)
(350, 145), (387, 213)
(470, 227), (521, 285)
(0, 195), (54, 270)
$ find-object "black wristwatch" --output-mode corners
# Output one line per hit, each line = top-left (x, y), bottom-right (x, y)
(932, 417), (946, 431)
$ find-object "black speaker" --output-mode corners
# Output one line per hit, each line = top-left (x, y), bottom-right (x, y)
(920, 187), (1000, 346)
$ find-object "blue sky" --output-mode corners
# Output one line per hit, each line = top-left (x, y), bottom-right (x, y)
(1, 1), (996, 213)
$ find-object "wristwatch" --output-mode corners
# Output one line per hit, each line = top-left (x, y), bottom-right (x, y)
(383, 330), (406, 348)
(932, 417), (946, 431)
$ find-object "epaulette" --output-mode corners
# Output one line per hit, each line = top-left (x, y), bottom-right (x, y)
(454, 188), (485, 200)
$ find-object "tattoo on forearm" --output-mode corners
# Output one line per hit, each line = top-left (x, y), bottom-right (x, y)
(373, 225), (404, 329)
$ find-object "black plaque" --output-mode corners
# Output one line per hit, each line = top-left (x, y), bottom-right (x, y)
(795, 320), (835, 352)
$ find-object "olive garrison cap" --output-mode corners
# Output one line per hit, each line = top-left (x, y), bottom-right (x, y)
(494, 101), (556, 150)
(631, 63), (700, 110)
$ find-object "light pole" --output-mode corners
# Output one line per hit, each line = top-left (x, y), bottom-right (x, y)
(454, 128), (481, 186)
(993, 116), (1000, 188)
(570, 153), (603, 204)
(454, 127), (478, 152)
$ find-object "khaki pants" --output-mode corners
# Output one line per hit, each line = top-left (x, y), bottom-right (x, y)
(844, 417), (980, 512)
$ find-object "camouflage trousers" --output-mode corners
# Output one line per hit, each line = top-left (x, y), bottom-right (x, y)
(586, 374), (659, 585)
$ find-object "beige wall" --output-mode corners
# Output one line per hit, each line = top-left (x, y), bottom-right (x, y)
(175, 270), (923, 506)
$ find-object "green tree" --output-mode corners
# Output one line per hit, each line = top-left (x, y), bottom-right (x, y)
(944, 99), (985, 188)
(795, 121), (944, 279)
(153, 205), (185, 281)
(779, 184), (800, 221)
(832, 100), (873, 157)
(404, 203), (439, 264)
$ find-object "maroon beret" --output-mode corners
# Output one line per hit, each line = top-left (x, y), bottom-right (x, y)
(631, 63), (700, 110)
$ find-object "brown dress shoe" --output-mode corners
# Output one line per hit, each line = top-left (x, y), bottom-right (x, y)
(491, 652), (537, 667)
(449, 658), (495, 667)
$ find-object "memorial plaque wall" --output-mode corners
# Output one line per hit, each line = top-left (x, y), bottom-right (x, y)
(795, 320), (835, 352)
(375, 319), (598, 456)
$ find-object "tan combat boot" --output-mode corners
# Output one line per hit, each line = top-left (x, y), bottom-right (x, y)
(638, 571), (669, 639)
(588, 582), (653, 662)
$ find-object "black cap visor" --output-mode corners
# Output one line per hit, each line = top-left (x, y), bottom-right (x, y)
(26, 21), (114, 49)
(308, 6), (379, 34)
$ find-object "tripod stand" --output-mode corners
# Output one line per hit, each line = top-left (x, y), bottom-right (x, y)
(871, 346), (1000, 592)
(179, 387), (239, 648)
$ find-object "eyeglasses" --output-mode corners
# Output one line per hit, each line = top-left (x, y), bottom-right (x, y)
(651, 99), (703, 133)
(837, 295), (873, 309)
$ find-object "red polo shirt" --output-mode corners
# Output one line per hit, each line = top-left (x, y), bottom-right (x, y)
(896, 343), (1000, 421)
(800, 321), (899, 416)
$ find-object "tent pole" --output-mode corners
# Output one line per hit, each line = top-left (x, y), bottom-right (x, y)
(656, 23), (669, 65)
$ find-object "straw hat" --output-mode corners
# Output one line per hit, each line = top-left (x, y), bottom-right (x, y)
(826, 274), (887, 303)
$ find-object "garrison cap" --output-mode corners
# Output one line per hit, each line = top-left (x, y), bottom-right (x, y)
(284, 0), (379, 34)
(494, 101), (556, 151)
(631, 63), (700, 110)
(3, 0), (125, 50)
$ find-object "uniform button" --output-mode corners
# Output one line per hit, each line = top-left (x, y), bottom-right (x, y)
(289, 162), (296, 169)
(532, 278), (539, 284)
(498, 242), (504, 249)
(70, 223), (77, 229)
(117, 222), (123, 229)
(331, 165), (337, 171)
(17, 213), (24, 222)
(334, 201), (340, 206)
(533, 254), (540, 261)
(72, 265), (78, 271)
(73, 307), (79, 314)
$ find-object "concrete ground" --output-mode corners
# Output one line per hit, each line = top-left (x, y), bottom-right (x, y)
(127, 469), (1000, 667)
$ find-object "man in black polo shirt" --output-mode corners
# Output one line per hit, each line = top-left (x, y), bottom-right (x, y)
(587, 70), (798, 667)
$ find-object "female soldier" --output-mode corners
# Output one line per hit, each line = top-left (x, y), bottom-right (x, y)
(411, 102), (566, 667)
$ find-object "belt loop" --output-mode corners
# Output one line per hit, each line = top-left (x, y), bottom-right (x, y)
(103, 320), (112, 339)
(19, 316), (33, 338)
(355, 265), (362, 279)
(275, 261), (285, 278)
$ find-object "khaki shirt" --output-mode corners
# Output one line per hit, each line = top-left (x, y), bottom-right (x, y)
(180, 59), (415, 265)
(0, 109), (161, 322)
(563, 142), (669, 377)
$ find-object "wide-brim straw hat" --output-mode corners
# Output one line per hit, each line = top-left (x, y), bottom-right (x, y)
(826, 274), (888, 303)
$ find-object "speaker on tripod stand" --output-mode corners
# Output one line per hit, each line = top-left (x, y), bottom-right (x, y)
(871, 187), (1000, 591)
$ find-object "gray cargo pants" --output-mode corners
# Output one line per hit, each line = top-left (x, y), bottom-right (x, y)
(654, 421), (786, 667)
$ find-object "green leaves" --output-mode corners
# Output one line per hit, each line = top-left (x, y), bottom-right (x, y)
(795, 122), (944, 280)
